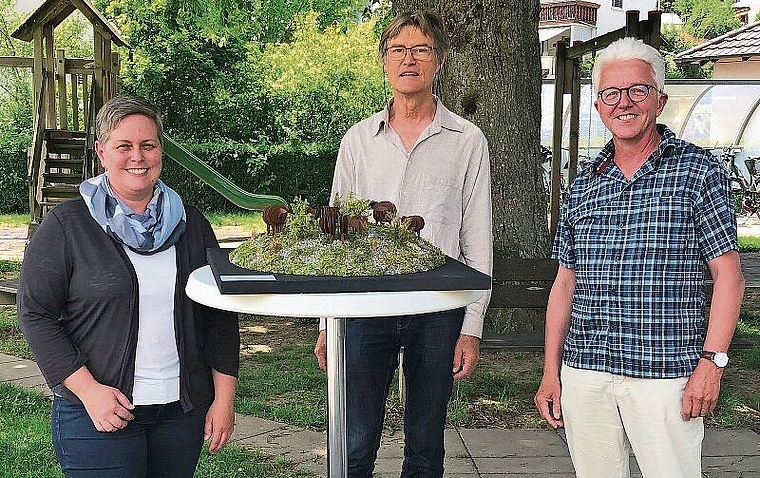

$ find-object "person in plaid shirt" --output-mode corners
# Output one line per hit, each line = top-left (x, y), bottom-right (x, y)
(534, 38), (745, 477)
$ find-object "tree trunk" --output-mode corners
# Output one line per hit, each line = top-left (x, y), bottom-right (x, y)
(391, 0), (550, 259)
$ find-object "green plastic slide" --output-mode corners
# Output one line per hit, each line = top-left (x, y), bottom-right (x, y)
(162, 134), (287, 211)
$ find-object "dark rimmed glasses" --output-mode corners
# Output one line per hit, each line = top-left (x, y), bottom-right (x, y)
(385, 45), (435, 62)
(597, 84), (658, 106)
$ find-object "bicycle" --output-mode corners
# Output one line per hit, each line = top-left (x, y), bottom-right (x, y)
(719, 146), (760, 218)
(541, 147), (594, 208)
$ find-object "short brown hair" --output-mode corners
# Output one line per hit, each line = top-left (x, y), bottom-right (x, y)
(379, 10), (449, 66)
(96, 95), (163, 146)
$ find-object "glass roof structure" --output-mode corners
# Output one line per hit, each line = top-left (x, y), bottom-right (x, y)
(542, 79), (760, 174)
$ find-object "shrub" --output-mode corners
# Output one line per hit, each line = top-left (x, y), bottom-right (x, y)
(261, 141), (338, 206)
(161, 140), (337, 211)
(0, 133), (31, 214)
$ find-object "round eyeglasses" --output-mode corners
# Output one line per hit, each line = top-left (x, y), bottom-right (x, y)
(385, 45), (434, 62)
(597, 84), (658, 106)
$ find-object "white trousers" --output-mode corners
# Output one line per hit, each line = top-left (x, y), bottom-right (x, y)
(561, 364), (704, 478)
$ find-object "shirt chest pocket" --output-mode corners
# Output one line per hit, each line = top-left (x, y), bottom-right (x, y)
(568, 204), (613, 245)
(625, 196), (695, 252)
(413, 173), (461, 226)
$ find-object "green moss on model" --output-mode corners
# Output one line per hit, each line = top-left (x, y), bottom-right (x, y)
(229, 198), (445, 276)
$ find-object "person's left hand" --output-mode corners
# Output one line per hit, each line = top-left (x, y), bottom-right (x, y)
(452, 334), (480, 380)
(681, 360), (723, 421)
(205, 398), (235, 453)
(314, 330), (327, 372)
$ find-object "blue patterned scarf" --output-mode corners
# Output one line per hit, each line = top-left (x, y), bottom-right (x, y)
(80, 173), (186, 254)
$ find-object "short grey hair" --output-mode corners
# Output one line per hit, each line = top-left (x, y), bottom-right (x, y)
(96, 95), (164, 145)
(591, 37), (665, 95)
(378, 10), (449, 66)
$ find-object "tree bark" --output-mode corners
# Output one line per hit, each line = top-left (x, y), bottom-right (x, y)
(391, 0), (549, 259)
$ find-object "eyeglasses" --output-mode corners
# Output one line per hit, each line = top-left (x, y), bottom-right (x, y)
(385, 45), (435, 62)
(597, 84), (658, 106)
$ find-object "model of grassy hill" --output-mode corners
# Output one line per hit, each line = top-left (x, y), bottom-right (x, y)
(229, 195), (445, 276)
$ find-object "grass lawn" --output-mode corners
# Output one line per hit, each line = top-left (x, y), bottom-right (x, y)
(236, 341), (326, 427)
(739, 235), (760, 253)
(2, 235), (759, 434)
(0, 259), (21, 283)
(204, 211), (264, 231)
(0, 213), (264, 231)
(0, 383), (60, 478)
(234, 313), (760, 433)
(0, 219), (758, 475)
(0, 382), (313, 478)
(0, 214), (28, 228)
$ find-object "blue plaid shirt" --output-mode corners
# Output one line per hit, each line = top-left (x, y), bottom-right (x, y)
(552, 125), (738, 378)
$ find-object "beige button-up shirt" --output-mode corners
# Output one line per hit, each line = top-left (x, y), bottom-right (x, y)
(325, 99), (493, 337)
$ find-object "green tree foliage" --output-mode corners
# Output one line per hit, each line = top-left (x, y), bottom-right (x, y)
(0, 0), (390, 210)
(673, 0), (697, 18)
(260, 12), (386, 144)
(0, 0), (31, 135)
(101, 0), (265, 142)
(661, 25), (712, 79)
(154, 0), (369, 43)
(102, 0), (385, 146)
(1, 0), (94, 135)
(1, 0), (93, 150)
(662, 1), (737, 79)
(673, 0), (741, 39)
(88, 0), (388, 207)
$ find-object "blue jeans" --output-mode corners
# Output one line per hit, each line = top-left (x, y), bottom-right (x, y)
(346, 308), (464, 478)
(52, 395), (210, 478)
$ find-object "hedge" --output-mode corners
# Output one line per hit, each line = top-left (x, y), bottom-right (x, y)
(0, 136), (338, 214)
(0, 133), (31, 214)
(161, 140), (338, 211)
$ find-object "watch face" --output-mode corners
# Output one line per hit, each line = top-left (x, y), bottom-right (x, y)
(714, 352), (729, 368)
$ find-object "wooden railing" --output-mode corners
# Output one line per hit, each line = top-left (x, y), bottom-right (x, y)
(84, 85), (98, 180)
(540, 1), (599, 25)
(28, 76), (47, 228)
(0, 48), (120, 134)
(47, 51), (99, 133)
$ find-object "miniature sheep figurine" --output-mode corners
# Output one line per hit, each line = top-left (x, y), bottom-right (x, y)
(401, 215), (425, 236)
(370, 200), (397, 224)
(262, 205), (290, 234)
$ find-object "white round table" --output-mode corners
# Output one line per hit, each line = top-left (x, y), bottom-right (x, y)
(187, 265), (485, 477)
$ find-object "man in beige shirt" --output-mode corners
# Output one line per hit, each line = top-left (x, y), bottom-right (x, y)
(313, 10), (492, 477)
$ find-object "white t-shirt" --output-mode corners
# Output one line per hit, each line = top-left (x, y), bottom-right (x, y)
(124, 245), (180, 405)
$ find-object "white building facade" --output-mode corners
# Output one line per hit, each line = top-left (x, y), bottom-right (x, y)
(734, 0), (760, 24)
(539, 0), (664, 77)
(596, 0), (659, 35)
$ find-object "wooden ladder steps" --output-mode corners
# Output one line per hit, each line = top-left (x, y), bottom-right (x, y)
(44, 159), (84, 171)
(46, 138), (86, 154)
(41, 184), (80, 198)
(43, 172), (82, 183)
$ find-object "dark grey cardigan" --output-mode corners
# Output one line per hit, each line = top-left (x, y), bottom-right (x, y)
(17, 198), (239, 411)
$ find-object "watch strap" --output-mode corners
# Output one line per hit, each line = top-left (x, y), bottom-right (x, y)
(699, 350), (715, 361)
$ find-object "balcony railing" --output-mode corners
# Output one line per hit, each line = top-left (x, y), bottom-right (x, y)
(540, 1), (599, 25)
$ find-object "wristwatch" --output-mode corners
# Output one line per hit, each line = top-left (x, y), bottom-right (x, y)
(700, 350), (729, 368)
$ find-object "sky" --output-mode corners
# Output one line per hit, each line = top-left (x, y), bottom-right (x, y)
(14, 0), (42, 13)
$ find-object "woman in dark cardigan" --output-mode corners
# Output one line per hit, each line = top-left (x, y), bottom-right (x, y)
(17, 95), (239, 477)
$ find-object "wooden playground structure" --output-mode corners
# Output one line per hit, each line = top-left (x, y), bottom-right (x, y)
(0, 0), (128, 234)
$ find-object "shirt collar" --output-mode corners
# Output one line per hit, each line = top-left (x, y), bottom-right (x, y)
(655, 124), (678, 160)
(371, 95), (464, 137)
(593, 123), (677, 175)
